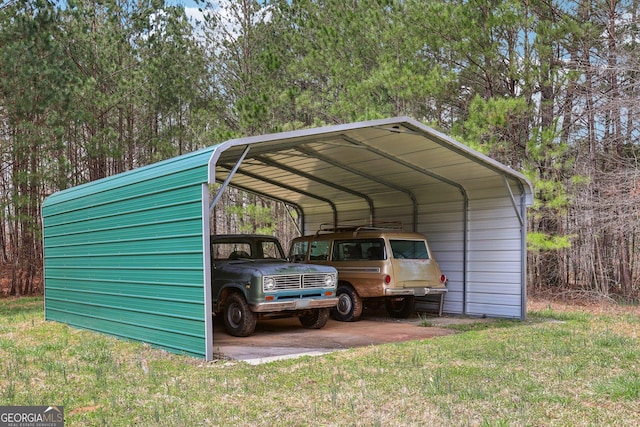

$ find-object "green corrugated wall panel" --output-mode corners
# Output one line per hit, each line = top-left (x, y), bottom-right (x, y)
(43, 187), (202, 230)
(45, 304), (204, 357)
(45, 199), (202, 231)
(44, 234), (203, 257)
(42, 146), (218, 359)
(45, 253), (202, 267)
(44, 147), (215, 209)
(44, 217), (202, 247)
(43, 267), (205, 287)
(45, 289), (203, 321)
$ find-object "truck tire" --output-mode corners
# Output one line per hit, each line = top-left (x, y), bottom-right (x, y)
(223, 292), (257, 337)
(331, 285), (363, 322)
(385, 296), (415, 318)
(298, 308), (330, 329)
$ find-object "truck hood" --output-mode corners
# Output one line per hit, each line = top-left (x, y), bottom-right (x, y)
(214, 260), (337, 275)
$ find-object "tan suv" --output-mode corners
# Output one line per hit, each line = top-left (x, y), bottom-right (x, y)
(289, 225), (447, 321)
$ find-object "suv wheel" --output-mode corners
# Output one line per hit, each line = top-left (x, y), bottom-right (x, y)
(385, 296), (415, 318)
(298, 308), (330, 329)
(331, 285), (363, 322)
(223, 292), (257, 337)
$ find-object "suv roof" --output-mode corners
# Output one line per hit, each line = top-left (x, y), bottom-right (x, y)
(313, 221), (404, 235)
(298, 228), (428, 241)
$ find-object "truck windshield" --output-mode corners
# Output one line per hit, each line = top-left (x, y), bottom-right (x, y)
(213, 243), (252, 260)
(389, 240), (429, 260)
(260, 240), (285, 259)
(211, 239), (285, 260)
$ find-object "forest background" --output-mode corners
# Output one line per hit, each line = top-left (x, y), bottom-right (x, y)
(1, 0), (639, 301)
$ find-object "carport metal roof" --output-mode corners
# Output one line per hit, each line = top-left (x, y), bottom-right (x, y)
(208, 116), (533, 226)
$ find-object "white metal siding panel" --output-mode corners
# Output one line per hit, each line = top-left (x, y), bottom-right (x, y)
(465, 194), (524, 318)
(417, 199), (465, 316)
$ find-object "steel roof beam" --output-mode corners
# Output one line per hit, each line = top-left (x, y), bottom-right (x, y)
(294, 146), (420, 231)
(217, 164), (339, 228)
(213, 179), (306, 236)
(209, 145), (250, 212)
(253, 155), (376, 224)
(341, 134), (467, 198)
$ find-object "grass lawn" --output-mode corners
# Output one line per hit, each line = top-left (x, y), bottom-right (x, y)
(1, 296), (639, 426)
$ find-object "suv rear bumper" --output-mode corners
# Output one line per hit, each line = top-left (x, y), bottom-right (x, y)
(252, 297), (339, 313)
(386, 288), (448, 316)
(385, 287), (448, 297)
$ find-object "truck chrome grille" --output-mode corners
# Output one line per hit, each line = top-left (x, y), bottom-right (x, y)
(263, 274), (334, 291)
(274, 275), (301, 290)
(303, 274), (332, 288)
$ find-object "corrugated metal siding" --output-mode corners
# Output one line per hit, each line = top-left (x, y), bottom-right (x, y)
(42, 148), (215, 358)
(417, 200), (466, 316)
(464, 195), (525, 318)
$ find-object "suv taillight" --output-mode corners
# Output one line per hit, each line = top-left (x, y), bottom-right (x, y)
(440, 274), (447, 283)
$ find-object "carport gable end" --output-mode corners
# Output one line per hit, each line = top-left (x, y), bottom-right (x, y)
(42, 116), (533, 360)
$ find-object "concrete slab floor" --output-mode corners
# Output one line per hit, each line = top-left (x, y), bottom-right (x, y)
(211, 309), (479, 365)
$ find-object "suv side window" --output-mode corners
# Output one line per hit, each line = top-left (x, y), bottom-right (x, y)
(389, 239), (429, 259)
(289, 241), (308, 262)
(363, 240), (385, 260)
(310, 240), (330, 260)
(332, 239), (385, 261)
(333, 241), (361, 260)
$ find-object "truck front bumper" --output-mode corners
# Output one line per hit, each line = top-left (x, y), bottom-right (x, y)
(251, 297), (339, 313)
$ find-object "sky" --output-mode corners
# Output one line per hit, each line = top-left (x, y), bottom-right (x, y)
(168, 0), (210, 13)
(167, 0), (203, 7)
(167, 0), (213, 28)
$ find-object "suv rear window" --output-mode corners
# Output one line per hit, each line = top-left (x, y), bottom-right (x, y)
(389, 239), (429, 259)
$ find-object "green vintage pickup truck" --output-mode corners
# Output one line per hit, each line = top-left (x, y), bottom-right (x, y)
(210, 235), (339, 337)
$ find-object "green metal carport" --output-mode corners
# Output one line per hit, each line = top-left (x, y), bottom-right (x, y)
(42, 116), (533, 360)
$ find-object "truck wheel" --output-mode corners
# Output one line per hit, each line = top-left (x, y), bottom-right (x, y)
(223, 292), (257, 337)
(299, 308), (330, 329)
(331, 285), (363, 322)
(385, 296), (415, 318)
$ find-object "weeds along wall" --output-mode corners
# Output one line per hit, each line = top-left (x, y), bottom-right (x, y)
(42, 147), (215, 359)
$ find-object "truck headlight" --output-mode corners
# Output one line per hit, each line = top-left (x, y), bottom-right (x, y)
(324, 274), (336, 287)
(264, 277), (276, 291)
